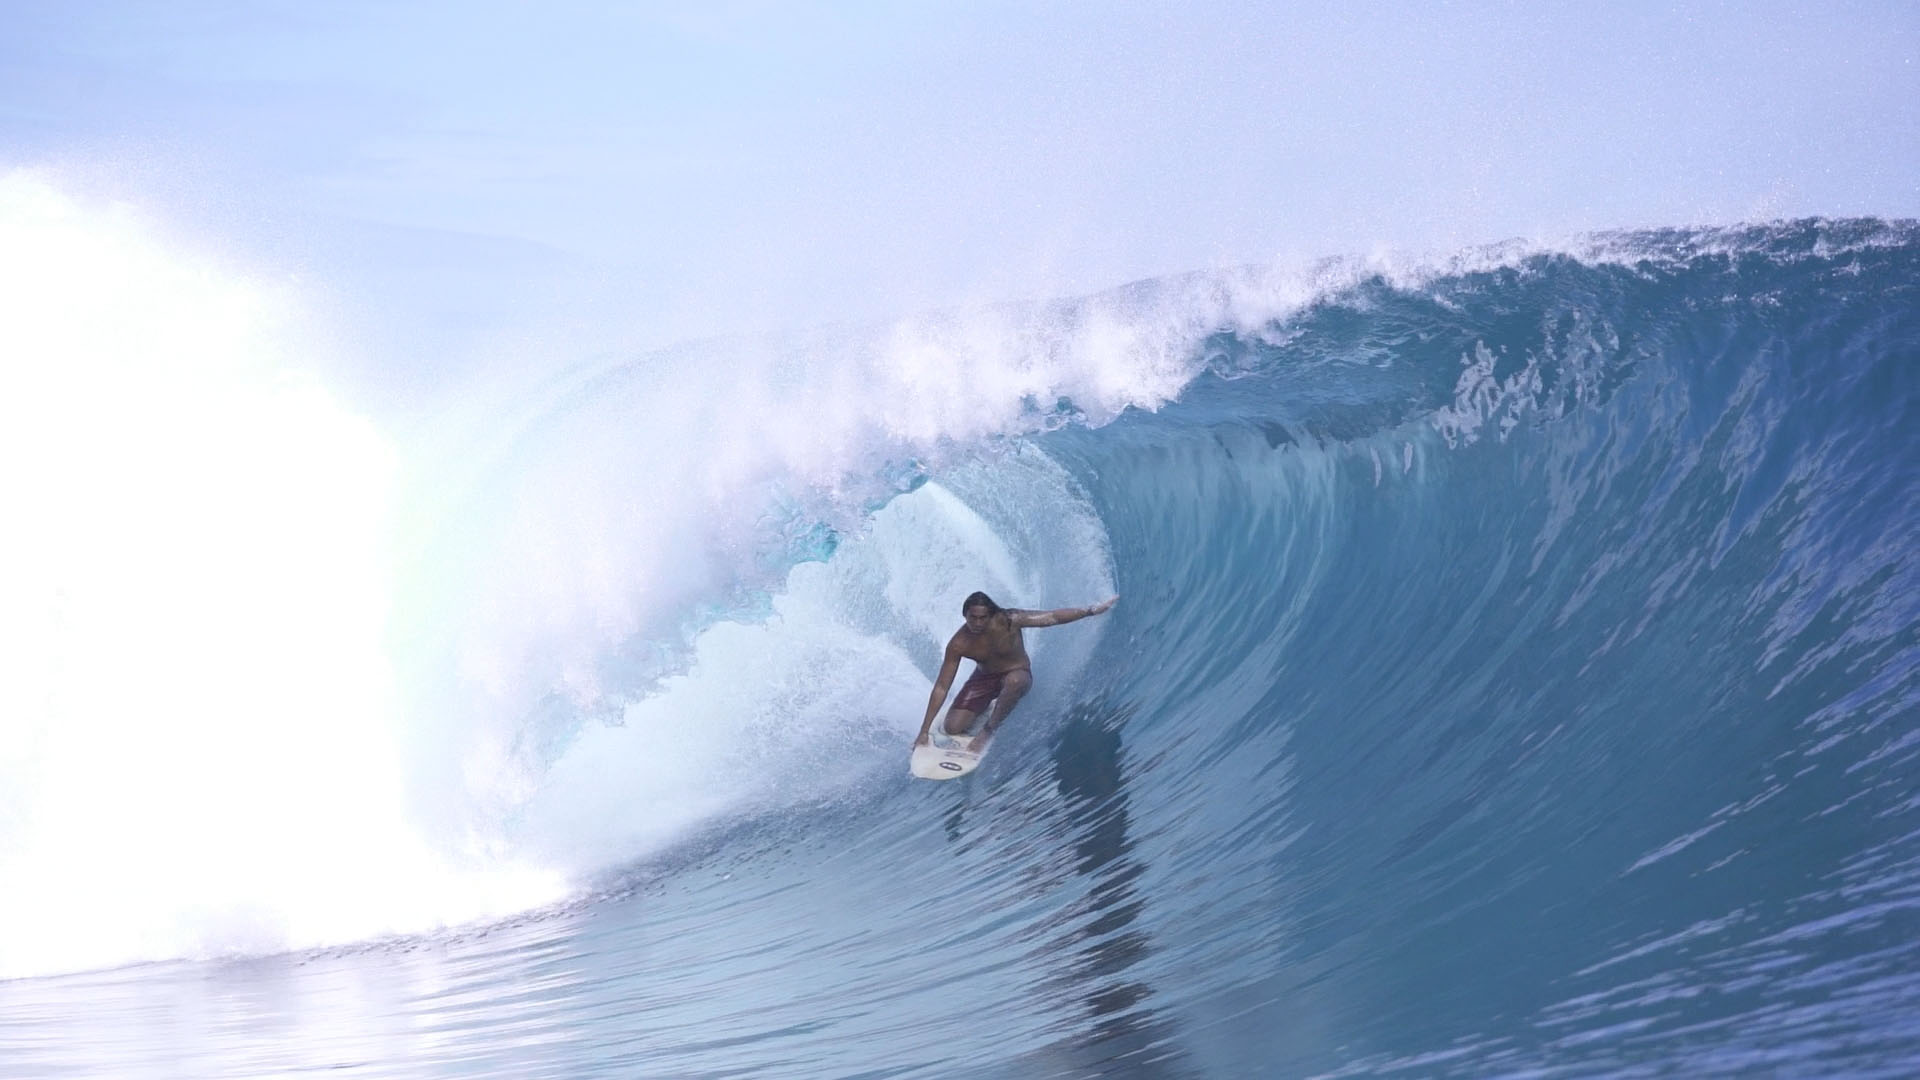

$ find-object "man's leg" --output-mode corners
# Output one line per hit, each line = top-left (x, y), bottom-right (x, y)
(975, 669), (1032, 742)
(942, 708), (980, 739)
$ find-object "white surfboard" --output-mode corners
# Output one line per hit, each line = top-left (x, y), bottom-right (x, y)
(910, 730), (994, 780)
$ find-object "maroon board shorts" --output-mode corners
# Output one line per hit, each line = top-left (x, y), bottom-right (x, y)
(952, 665), (1028, 714)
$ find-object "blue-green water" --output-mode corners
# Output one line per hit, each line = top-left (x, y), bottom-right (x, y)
(2, 221), (1915, 1077)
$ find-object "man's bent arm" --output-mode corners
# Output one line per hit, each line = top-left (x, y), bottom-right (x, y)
(1011, 596), (1119, 628)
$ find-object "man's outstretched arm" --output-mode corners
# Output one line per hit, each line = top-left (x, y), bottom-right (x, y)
(1010, 596), (1119, 628)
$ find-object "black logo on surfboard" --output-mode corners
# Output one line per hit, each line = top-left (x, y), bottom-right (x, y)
(939, 762), (962, 771)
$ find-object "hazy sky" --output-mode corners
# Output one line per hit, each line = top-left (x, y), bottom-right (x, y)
(5, 1), (1916, 364)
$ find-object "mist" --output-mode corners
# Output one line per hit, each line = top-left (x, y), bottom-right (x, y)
(5, 0), (1914, 404)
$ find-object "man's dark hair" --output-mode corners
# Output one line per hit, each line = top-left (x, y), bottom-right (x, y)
(962, 591), (1001, 616)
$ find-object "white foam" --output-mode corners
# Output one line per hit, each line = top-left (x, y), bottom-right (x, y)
(0, 174), (562, 978)
(0, 174), (1140, 974)
(511, 448), (1115, 877)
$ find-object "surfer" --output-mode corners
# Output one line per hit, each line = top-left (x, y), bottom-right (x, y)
(913, 591), (1119, 750)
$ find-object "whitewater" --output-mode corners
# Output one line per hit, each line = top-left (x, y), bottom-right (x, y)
(1, 180), (1915, 1077)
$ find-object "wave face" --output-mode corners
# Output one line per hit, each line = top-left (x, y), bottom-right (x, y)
(1026, 221), (1920, 1074)
(2, 216), (1917, 1077)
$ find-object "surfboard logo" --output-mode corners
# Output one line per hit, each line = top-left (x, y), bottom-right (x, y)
(939, 762), (962, 771)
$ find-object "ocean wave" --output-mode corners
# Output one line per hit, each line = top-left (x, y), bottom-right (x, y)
(4, 183), (1914, 1080)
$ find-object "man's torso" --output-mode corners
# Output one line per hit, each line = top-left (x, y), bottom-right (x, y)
(953, 615), (1029, 673)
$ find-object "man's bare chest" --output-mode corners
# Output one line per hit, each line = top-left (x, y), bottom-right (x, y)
(959, 626), (1026, 664)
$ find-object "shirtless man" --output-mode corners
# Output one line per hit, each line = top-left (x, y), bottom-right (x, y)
(913, 590), (1119, 750)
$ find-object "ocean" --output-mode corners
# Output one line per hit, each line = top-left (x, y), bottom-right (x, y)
(1, 210), (1915, 1077)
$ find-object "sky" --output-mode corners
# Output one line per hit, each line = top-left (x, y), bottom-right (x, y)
(3, 0), (1916, 392)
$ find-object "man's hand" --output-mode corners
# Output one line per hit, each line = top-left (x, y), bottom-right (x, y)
(912, 732), (931, 749)
(1089, 595), (1119, 616)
